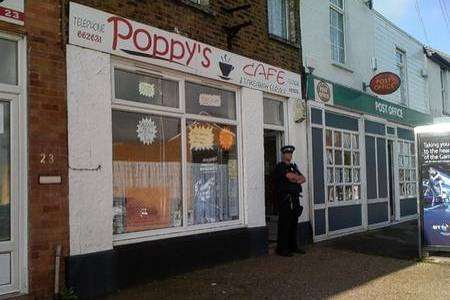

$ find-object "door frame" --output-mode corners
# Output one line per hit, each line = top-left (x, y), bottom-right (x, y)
(0, 32), (28, 296)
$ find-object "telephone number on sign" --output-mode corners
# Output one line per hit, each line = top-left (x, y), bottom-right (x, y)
(77, 30), (103, 43)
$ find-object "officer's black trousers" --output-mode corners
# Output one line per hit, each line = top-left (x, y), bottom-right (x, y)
(277, 198), (299, 254)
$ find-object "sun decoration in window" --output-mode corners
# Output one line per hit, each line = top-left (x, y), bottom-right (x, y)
(188, 124), (214, 151)
(219, 128), (235, 151)
(138, 82), (156, 98)
(136, 117), (158, 145)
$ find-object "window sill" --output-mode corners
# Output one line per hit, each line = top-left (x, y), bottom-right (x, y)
(268, 33), (300, 49)
(331, 61), (354, 73)
(176, 0), (216, 16)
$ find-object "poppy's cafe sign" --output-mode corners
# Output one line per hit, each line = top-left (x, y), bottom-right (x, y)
(68, 2), (301, 98)
(417, 125), (450, 252)
(0, 0), (24, 25)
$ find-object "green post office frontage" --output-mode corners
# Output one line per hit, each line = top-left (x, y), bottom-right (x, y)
(306, 76), (432, 241)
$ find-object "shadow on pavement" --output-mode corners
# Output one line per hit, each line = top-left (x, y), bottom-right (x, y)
(320, 219), (419, 260)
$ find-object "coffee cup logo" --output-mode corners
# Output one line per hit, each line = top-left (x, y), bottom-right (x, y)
(219, 54), (234, 80)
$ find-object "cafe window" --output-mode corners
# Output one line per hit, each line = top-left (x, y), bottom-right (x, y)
(325, 128), (361, 203)
(112, 66), (241, 238)
(398, 140), (416, 198)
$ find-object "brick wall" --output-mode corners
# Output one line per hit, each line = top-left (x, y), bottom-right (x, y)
(1, 1), (69, 299)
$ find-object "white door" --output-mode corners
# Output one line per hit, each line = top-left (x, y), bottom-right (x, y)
(0, 94), (19, 295)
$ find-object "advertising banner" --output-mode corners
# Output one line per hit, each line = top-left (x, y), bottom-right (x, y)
(417, 128), (450, 250)
(68, 2), (301, 98)
(0, 0), (24, 25)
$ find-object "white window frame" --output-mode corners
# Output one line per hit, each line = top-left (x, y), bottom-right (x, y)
(307, 101), (366, 241)
(111, 60), (245, 245)
(263, 95), (289, 162)
(329, 0), (346, 65)
(441, 68), (449, 115)
(395, 48), (408, 105)
(0, 32), (28, 296)
(397, 139), (417, 200)
(267, 0), (291, 41)
(324, 127), (362, 207)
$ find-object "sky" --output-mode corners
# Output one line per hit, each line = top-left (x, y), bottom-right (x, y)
(373, 0), (450, 54)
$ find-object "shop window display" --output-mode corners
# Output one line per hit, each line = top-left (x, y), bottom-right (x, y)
(0, 102), (11, 241)
(112, 67), (240, 236)
(325, 129), (361, 203)
(398, 140), (417, 198)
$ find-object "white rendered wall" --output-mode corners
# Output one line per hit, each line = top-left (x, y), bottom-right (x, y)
(300, 0), (374, 91)
(287, 100), (309, 223)
(67, 45), (113, 255)
(374, 12), (429, 113)
(241, 88), (266, 227)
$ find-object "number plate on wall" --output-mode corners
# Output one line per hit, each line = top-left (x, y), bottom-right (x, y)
(0, 0), (24, 26)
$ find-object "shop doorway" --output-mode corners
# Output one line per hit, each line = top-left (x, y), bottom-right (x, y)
(388, 140), (396, 221)
(264, 130), (283, 241)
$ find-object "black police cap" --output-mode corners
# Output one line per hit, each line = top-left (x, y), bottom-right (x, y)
(281, 145), (295, 153)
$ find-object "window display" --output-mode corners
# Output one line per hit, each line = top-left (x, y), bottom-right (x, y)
(112, 67), (241, 236)
(326, 128), (361, 203)
(112, 111), (182, 234)
(398, 140), (417, 198)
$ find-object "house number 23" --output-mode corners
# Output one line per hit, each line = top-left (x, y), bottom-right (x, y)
(40, 153), (55, 164)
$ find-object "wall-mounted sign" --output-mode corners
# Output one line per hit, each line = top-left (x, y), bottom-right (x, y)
(0, 0), (24, 25)
(68, 2), (301, 98)
(417, 127), (450, 252)
(314, 79), (333, 104)
(369, 72), (401, 95)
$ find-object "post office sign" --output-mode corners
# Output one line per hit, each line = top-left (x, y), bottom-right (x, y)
(369, 72), (401, 95)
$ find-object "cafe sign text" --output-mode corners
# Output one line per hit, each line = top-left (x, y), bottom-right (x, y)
(68, 2), (301, 98)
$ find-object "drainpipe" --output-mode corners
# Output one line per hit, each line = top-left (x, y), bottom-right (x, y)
(54, 244), (62, 299)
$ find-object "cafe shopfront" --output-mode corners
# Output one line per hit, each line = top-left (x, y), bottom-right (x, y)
(307, 75), (432, 241)
(66, 3), (305, 297)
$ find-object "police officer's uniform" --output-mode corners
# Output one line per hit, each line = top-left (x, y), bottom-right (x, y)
(274, 145), (304, 256)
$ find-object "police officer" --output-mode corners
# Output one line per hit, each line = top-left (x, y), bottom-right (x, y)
(274, 145), (306, 257)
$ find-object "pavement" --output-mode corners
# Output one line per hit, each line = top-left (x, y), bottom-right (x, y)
(102, 220), (450, 300)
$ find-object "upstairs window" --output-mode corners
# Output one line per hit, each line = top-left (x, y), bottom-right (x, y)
(441, 68), (449, 115)
(330, 0), (345, 64)
(395, 48), (408, 104)
(267, 0), (297, 43)
(189, 0), (209, 5)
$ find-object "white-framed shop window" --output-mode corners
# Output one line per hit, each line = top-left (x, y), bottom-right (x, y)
(329, 0), (345, 64)
(325, 128), (361, 204)
(0, 33), (28, 296)
(111, 62), (244, 242)
(398, 139), (416, 198)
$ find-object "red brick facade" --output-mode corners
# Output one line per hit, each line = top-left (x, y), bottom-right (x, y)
(1, 0), (302, 298)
